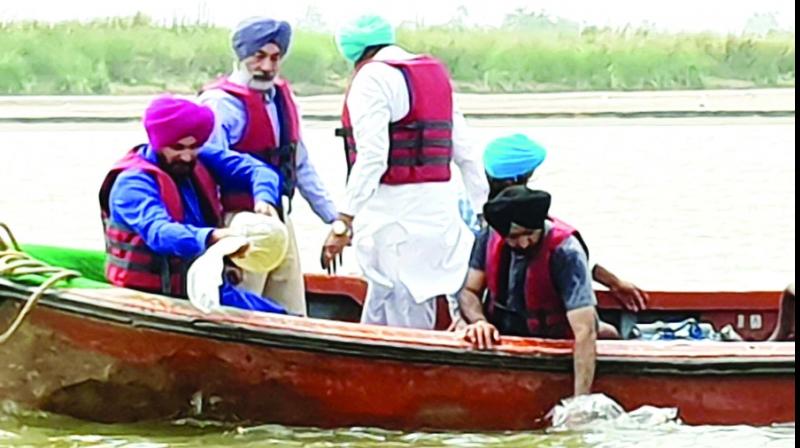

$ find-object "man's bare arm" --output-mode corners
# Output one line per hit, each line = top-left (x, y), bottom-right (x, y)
(566, 307), (597, 396)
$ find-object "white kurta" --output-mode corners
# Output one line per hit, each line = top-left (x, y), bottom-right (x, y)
(341, 46), (488, 327)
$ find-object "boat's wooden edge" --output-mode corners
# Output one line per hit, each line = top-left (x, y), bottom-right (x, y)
(1, 277), (794, 374)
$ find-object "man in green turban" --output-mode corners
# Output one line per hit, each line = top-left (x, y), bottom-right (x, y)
(322, 15), (489, 330)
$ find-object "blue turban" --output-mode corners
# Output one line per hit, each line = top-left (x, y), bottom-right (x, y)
(483, 134), (547, 179)
(335, 15), (396, 63)
(232, 17), (292, 60)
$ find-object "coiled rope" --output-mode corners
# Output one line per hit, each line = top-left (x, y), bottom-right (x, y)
(0, 223), (79, 343)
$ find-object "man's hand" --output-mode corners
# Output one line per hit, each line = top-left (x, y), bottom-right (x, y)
(462, 320), (500, 350)
(609, 280), (649, 312)
(592, 265), (648, 312)
(209, 228), (234, 245)
(320, 231), (351, 275)
(320, 214), (353, 275)
(254, 200), (278, 217)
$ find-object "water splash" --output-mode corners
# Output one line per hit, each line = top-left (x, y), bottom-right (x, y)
(548, 394), (679, 431)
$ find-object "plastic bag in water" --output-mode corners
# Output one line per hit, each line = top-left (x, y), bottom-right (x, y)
(549, 394), (679, 431)
(549, 394), (624, 429)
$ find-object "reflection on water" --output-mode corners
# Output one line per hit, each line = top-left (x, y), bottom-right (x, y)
(0, 401), (794, 447)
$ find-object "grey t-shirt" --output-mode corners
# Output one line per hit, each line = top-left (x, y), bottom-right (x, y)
(469, 222), (596, 334)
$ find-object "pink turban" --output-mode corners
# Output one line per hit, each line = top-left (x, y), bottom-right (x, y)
(143, 95), (215, 150)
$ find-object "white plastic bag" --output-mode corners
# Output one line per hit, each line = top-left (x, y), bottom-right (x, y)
(186, 236), (248, 313)
(549, 393), (679, 431)
(226, 212), (289, 274)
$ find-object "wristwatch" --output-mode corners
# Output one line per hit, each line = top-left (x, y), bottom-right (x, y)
(331, 219), (351, 237)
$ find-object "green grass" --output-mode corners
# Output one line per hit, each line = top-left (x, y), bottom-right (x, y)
(0, 16), (794, 95)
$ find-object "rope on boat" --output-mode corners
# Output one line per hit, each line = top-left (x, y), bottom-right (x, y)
(0, 222), (21, 252)
(0, 223), (80, 344)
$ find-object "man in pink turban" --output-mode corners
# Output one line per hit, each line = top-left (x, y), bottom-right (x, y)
(98, 95), (287, 313)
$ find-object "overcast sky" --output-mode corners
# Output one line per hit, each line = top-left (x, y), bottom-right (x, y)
(0, 0), (795, 33)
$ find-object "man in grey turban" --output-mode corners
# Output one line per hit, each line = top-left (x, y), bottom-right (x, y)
(198, 17), (340, 316)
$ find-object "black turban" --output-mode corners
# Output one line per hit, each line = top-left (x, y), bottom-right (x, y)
(483, 186), (551, 237)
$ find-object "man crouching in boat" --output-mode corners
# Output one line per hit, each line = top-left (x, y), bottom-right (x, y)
(462, 133), (649, 315)
(98, 95), (287, 314)
(458, 186), (597, 396)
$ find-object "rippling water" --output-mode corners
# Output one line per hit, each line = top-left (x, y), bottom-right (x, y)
(0, 402), (794, 447)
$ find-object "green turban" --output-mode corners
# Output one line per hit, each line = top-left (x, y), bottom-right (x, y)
(335, 15), (396, 63)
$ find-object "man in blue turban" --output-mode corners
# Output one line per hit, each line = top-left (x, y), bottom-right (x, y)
(458, 134), (546, 235)
(483, 134), (547, 199)
(198, 17), (340, 316)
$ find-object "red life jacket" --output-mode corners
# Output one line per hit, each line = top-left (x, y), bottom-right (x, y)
(201, 77), (301, 210)
(337, 56), (454, 185)
(98, 147), (223, 297)
(484, 218), (589, 339)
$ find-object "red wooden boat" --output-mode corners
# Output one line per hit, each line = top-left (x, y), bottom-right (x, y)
(0, 244), (794, 430)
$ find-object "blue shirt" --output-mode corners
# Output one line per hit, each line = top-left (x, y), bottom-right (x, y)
(200, 83), (339, 223)
(108, 144), (286, 314)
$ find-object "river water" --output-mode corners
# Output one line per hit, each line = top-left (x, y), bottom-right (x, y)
(0, 404), (795, 447)
(0, 116), (795, 446)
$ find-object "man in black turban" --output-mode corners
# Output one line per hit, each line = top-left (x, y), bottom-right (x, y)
(457, 186), (599, 397)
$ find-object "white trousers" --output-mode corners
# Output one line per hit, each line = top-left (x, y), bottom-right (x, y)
(360, 280), (438, 330)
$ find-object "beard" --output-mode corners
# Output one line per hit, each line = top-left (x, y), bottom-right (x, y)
(510, 245), (535, 257)
(247, 70), (275, 91)
(234, 60), (276, 91)
(166, 161), (195, 178)
(157, 153), (195, 179)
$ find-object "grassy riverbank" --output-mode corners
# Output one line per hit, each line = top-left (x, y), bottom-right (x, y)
(0, 15), (794, 95)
